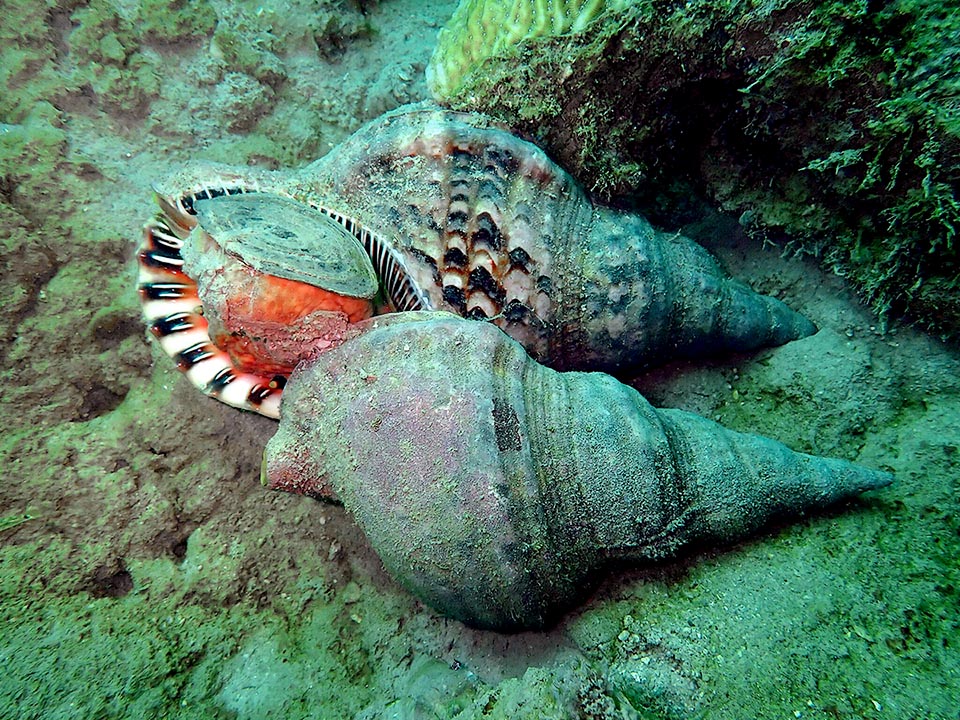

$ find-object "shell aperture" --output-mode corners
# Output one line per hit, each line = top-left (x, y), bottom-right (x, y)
(138, 190), (384, 418)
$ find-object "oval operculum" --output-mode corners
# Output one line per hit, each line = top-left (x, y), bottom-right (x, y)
(137, 183), (428, 418)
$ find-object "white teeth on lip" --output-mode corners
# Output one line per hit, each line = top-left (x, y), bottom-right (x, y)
(157, 327), (211, 356)
(258, 393), (282, 419)
(147, 252), (184, 268)
(219, 380), (253, 409)
(140, 297), (201, 322)
(217, 375), (281, 419)
(150, 226), (185, 249)
(184, 351), (231, 387)
(220, 377), (260, 408)
(138, 188), (284, 419)
(137, 262), (178, 285)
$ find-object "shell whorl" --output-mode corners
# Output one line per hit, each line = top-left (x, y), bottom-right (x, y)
(291, 107), (592, 362)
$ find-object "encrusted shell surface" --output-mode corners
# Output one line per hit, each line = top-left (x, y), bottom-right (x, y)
(194, 194), (379, 299)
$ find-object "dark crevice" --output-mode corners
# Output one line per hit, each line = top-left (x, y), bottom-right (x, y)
(75, 383), (127, 421)
(0, 239), (60, 361)
(88, 311), (143, 352)
(88, 562), (134, 598)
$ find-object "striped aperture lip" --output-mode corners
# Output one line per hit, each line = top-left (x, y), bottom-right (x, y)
(136, 183), (427, 419)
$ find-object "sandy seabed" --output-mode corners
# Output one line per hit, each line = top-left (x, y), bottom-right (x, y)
(1, 1), (957, 718)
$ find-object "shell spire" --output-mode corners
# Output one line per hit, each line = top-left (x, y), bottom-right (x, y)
(551, 208), (817, 371)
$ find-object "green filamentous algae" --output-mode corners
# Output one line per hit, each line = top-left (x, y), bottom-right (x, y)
(0, 513), (35, 533)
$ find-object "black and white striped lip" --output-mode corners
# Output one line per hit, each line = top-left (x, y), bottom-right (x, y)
(138, 204), (285, 418)
(137, 183), (428, 418)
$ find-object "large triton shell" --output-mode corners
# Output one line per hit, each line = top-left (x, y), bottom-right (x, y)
(138, 104), (816, 417)
(290, 105), (815, 371)
(264, 313), (891, 631)
(193, 194), (378, 299)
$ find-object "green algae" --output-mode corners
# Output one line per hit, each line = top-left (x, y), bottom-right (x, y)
(0, 102), (83, 221)
(0, 538), (369, 720)
(139, 0), (217, 44)
(0, 0), (62, 122)
(68, 0), (162, 115)
(211, 12), (288, 90)
(62, 0), (214, 115)
(209, 0), (374, 93)
(431, 0), (960, 338)
(0, 512), (35, 534)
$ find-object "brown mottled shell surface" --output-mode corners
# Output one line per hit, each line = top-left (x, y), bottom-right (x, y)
(194, 194), (379, 299)
(289, 105), (592, 361)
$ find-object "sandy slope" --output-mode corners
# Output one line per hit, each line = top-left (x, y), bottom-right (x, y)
(1, 1), (957, 718)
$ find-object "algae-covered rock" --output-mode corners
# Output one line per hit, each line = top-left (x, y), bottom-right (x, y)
(214, 72), (275, 132)
(68, 1), (157, 114)
(428, 0), (960, 338)
(211, 10), (288, 91)
(0, 0), (65, 121)
(0, 102), (83, 221)
(139, 0), (217, 44)
(210, 0), (372, 90)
